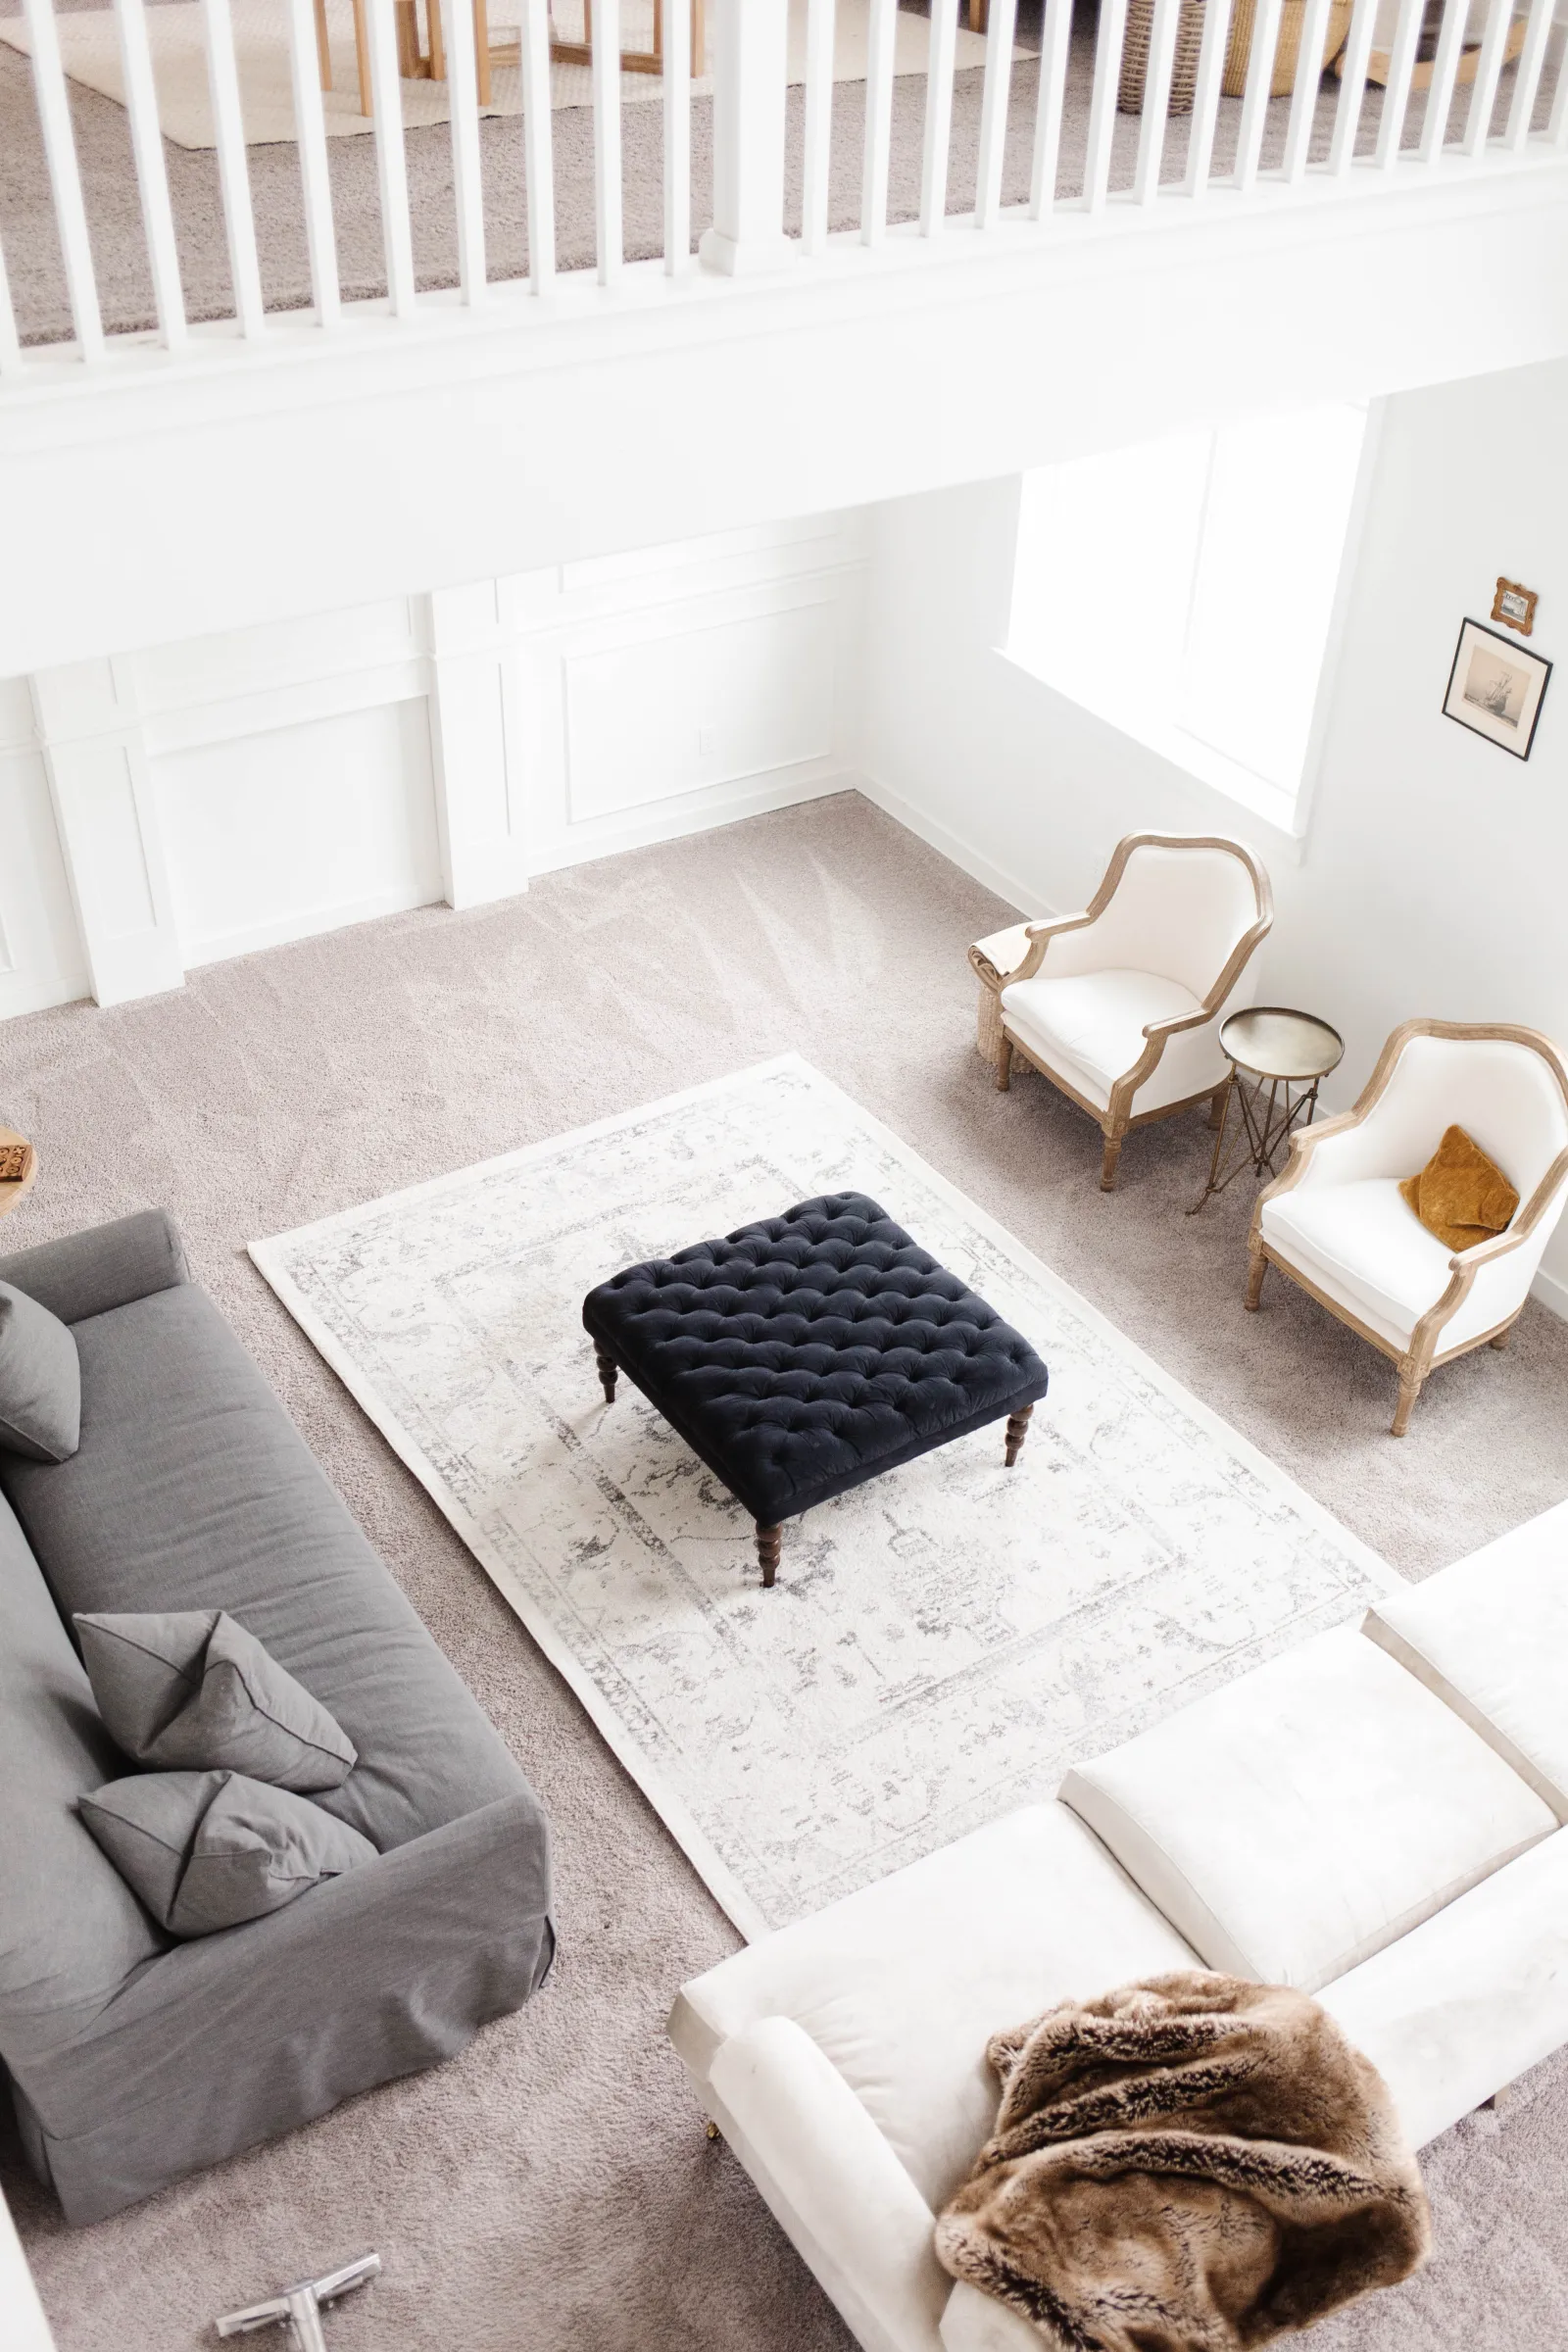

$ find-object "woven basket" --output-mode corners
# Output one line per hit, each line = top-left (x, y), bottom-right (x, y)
(1222, 0), (1354, 97)
(1119, 0), (1207, 113)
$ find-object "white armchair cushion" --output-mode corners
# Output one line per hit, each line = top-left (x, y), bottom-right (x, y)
(1363, 1500), (1568, 1820)
(669, 1802), (1200, 2218)
(999, 970), (1199, 1107)
(1319, 1830), (1568, 2149)
(1059, 1626), (1555, 1992)
(1260, 1178), (1456, 1348)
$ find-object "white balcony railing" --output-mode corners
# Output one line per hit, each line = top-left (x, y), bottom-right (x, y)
(0, 0), (1564, 385)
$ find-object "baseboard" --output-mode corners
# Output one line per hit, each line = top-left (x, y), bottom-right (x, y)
(1530, 1264), (1568, 1326)
(180, 883), (440, 969)
(855, 770), (1053, 922)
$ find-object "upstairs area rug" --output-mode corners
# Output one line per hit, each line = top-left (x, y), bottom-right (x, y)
(253, 1057), (1398, 1938)
(0, 0), (1017, 148)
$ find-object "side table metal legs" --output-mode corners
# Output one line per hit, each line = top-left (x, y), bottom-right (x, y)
(1189, 1069), (1324, 1215)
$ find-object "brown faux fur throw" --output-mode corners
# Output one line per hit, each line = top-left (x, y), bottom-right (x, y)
(935, 1972), (1431, 2352)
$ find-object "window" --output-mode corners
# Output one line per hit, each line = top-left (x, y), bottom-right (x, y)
(1005, 403), (1371, 832)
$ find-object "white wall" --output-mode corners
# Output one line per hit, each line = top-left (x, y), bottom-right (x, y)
(0, 514), (868, 1014)
(860, 354), (1568, 1304)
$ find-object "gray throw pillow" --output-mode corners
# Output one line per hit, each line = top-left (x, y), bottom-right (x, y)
(78, 1770), (377, 1938)
(75, 1609), (357, 1791)
(0, 1279), (81, 1463)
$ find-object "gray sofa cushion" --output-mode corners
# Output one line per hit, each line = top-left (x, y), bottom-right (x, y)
(76, 1610), (357, 1791)
(0, 1282), (523, 1852)
(79, 1771), (377, 1938)
(0, 1489), (168, 2068)
(0, 1282), (81, 1463)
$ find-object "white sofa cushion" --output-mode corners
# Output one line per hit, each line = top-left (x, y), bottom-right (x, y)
(1260, 1178), (1454, 1348)
(1059, 1626), (1554, 1992)
(1319, 1830), (1568, 2150)
(669, 1802), (1199, 2216)
(999, 969), (1197, 1106)
(1363, 1500), (1568, 1821)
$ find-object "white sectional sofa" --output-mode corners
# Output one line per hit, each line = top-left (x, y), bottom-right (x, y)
(668, 1500), (1568, 2352)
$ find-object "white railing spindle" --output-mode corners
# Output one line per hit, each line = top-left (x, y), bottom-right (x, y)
(975, 0), (1019, 224)
(1030, 0), (1075, 214)
(115, 0), (188, 348)
(1134, 0), (1183, 199)
(443, 0), (489, 299)
(1462, 0), (1516, 151)
(1184, 0), (1235, 192)
(802, 0), (836, 253)
(593, 0), (624, 282)
(0, 235), (24, 376)
(1282, 0), (1334, 177)
(662, 0), (691, 270)
(1233, 0), (1285, 187)
(365, 0), (417, 314)
(1374, 0), (1425, 166)
(522, 0), (557, 288)
(21, 0), (105, 359)
(920, 0), (959, 233)
(201, 0), (267, 334)
(1418, 0), (1471, 159)
(1329, 0), (1377, 167)
(1506, 0), (1555, 144)
(1554, 22), (1568, 142)
(861, 0), (897, 244)
(1083, 0), (1131, 207)
(284, 0), (341, 324)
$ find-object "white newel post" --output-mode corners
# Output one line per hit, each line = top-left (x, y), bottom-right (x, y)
(426, 583), (531, 910)
(699, 0), (795, 277)
(30, 660), (184, 1007)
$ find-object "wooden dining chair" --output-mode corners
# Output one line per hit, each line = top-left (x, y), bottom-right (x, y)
(314, 0), (706, 120)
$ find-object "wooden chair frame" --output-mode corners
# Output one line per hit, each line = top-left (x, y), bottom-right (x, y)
(976, 833), (1274, 1192)
(1246, 1018), (1568, 1436)
(317, 0), (707, 120)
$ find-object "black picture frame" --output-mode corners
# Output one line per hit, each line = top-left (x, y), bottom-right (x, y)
(1442, 617), (1551, 761)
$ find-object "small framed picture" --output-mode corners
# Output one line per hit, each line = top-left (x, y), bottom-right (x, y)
(1443, 618), (1551, 760)
(1491, 578), (1538, 636)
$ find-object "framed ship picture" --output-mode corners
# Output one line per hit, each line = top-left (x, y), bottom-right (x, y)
(1443, 618), (1551, 760)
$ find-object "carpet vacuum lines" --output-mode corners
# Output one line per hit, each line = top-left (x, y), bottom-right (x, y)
(252, 1055), (1400, 1941)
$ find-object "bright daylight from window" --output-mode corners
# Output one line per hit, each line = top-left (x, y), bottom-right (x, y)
(1006, 402), (1371, 831)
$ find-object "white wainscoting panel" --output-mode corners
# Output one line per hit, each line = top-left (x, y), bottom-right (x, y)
(153, 700), (441, 966)
(564, 597), (837, 823)
(0, 512), (869, 1016)
(0, 678), (89, 1020)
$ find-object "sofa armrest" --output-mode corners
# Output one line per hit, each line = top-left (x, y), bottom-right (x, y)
(15, 1792), (553, 2224)
(709, 2016), (951, 2352)
(0, 1210), (189, 1327)
(939, 2282), (1044, 2352)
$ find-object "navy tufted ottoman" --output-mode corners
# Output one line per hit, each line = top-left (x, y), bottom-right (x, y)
(582, 1192), (1050, 1588)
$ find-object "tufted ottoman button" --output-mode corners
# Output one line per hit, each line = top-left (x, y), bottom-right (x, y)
(582, 1194), (1050, 1589)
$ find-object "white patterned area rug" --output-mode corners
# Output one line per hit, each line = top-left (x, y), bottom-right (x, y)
(253, 1057), (1399, 1939)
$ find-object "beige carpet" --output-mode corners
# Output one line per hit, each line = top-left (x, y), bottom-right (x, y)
(2, 789), (1567, 2351)
(0, 0), (1014, 147)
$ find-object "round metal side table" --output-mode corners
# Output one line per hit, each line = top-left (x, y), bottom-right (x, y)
(1187, 1007), (1344, 1215)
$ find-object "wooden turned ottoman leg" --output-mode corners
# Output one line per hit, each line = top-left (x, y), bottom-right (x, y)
(1004, 1404), (1034, 1467)
(756, 1523), (782, 1588)
(593, 1343), (617, 1403)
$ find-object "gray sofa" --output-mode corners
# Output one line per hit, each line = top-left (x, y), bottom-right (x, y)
(0, 1210), (554, 2225)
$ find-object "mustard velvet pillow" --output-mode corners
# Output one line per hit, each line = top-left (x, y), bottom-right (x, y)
(1398, 1125), (1520, 1254)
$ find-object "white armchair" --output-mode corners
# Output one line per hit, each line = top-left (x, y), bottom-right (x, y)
(1248, 1020), (1568, 1434)
(978, 834), (1273, 1190)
